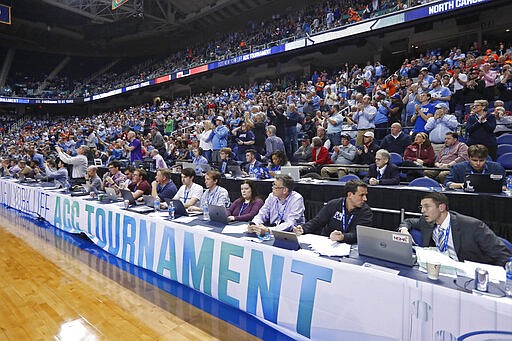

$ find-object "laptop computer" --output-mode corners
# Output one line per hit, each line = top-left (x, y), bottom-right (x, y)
(463, 173), (503, 193)
(121, 192), (156, 214)
(120, 188), (146, 206)
(142, 195), (158, 207)
(272, 230), (301, 251)
(163, 198), (201, 217)
(208, 204), (234, 224)
(280, 166), (301, 181)
(178, 162), (195, 171)
(199, 164), (212, 172)
(227, 165), (243, 177)
(357, 225), (415, 266)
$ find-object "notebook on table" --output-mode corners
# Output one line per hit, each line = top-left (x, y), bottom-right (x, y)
(357, 225), (415, 266)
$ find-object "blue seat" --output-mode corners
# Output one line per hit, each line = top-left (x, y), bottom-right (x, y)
(499, 237), (512, 252)
(497, 133), (512, 145)
(497, 144), (512, 157)
(339, 174), (360, 182)
(389, 152), (403, 166)
(497, 152), (512, 170)
(408, 177), (442, 189)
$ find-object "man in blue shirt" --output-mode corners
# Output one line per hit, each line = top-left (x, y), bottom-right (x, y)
(445, 144), (506, 189)
(211, 116), (229, 163)
(151, 168), (177, 203)
(412, 92), (435, 134)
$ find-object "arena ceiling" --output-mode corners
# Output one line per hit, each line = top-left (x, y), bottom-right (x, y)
(0, 0), (301, 57)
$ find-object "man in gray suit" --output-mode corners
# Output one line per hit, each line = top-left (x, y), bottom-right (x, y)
(398, 192), (511, 266)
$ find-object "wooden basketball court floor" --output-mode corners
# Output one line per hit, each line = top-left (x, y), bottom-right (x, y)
(0, 206), (289, 340)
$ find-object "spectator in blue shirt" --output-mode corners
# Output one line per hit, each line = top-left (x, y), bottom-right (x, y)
(412, 92), (435, 133)
(211, 116), (229, 163)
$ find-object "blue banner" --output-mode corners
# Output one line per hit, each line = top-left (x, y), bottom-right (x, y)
(0, 4), (11, 24)
(405, 0), (491, 21)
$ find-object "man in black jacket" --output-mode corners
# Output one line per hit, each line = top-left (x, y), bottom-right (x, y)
(363, 149), (400, 185)
(294, 180), (373, 244)
(399, 192), (511, 266)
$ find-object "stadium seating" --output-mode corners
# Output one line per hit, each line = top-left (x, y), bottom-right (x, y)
(408, 177), (443, 189)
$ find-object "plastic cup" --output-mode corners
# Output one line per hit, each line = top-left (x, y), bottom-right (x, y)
(427, 261), (441, 280)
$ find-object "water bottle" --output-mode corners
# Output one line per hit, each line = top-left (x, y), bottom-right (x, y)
(505, 257), (512, 297)
(506, 175), (512, 196)
(153, 199), (160, 212)
(168, 201), (175, 220)
(202, 203), (210, 221)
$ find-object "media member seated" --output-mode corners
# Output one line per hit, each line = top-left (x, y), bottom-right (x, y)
(444, 144), (506, 190)
(85, 165), (103, 192)
(13, 160), (34, 179)
(268, 150), (290, 177)
(191, 147), (209, 170)
(103, 160), (127, 194)
(294, 180), (372, 243)
(226, 180), (264, 222)
(189, 170), (230, 212)
(363, 149), (400, 185)
(248, 174), (305, 235)
(151, 168), (178, 203)
(242, 149), (263, 175)
(128, 168), (151, 199)
(41, 158), (69, 188)
(216, 147), (238, 175)
(172, 167), (203, 208)
(398, 192), (511, 266)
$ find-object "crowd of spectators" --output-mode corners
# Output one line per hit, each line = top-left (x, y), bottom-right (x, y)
(2, 0), (413, 99)
(1, 39), (511, 189)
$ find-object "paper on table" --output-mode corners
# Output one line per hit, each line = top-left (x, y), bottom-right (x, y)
(298, 234), (331, 245)
(189, 225), (213, 231)
(415, 247), (468, 277)
(173, 216), (197, 223)
(298, 234), (350, 257)
(147, 211), (169, 218)
(460, 261), (506, 283)
(221, 224), (248, 234)
(295, 249), (320, 257)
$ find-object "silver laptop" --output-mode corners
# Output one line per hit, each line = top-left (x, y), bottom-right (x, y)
(280, 166), (301, 181)
(272, 230), (301, 250)
(357, 225), (415, 266)
(104, 187), (120, 201)
(178, 162), (195, 170)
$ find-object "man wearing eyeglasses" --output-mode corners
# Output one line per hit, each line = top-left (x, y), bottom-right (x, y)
(294, 180), (372, 243)
(398, 192), (510, 266)
(363, 149), (400, 186)
(248, 174), (305, 235)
